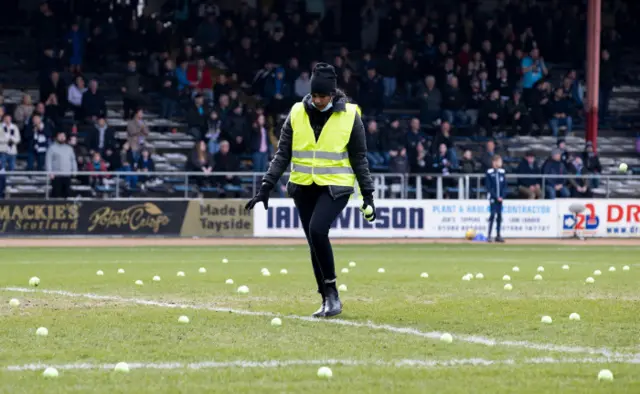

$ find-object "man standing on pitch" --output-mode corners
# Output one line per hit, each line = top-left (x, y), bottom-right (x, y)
(485, 155), (506, 242)
(245, 63), (376, 318)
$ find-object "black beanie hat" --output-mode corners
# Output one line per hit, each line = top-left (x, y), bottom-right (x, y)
(310, 63), (337, 95)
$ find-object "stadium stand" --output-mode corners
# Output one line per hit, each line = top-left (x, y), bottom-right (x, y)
(0, 0), (639, 200)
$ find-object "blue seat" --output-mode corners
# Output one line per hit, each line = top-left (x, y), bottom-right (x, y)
(224, 185), (244, 193)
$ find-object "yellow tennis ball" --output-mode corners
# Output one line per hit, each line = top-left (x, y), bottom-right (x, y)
(363, 205), (374, 216)
(619, 163), (628, 173)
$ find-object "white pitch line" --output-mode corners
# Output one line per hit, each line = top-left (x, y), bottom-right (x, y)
(3, 287), (639, 360)
(6, 356), (640, 372)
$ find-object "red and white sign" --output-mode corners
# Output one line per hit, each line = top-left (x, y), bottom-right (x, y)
(557, 199), (640, 237)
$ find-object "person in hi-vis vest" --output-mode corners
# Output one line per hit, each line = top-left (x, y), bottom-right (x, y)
(246, 63), (375, 318)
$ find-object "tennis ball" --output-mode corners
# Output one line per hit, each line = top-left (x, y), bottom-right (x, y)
(178, 316), (189, 324)
(9, 298), (20, 307)
(29, 276), (40, 287)
(598, 369), (614, 381)
(225, 278), (234, 284)
(114, 362), (130, 373)
(440, 333), (453, 343)
(271, 317), (282, 326)
(317, 366), (333, 378)
(36, 327), (49, 336)
(237, 285), (249, 294)
(569, 313), (581, 321)
(541, 316), (552, 324)
(42, 367), (59, 378)
(363, 205), (374, 216)
(619, 163), (628, 173)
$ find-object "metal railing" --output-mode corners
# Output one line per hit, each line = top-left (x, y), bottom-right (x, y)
(0, 170), (637, 200)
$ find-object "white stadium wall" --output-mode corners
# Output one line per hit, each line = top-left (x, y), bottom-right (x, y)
(252, 199), (640, 238)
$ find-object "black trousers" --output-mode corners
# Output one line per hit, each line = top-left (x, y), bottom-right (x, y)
(51, 176), (71, 199)
(292, 184), (350, 295)
(488, 200), (503, 238)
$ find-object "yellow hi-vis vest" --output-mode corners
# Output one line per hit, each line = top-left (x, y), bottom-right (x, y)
(289, 102), (358, 187)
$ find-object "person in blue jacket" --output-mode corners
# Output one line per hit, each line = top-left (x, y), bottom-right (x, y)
(485, 155), (507, 242)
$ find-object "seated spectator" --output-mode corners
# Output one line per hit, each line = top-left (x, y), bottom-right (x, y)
(126, 109), (148, 161)
(13, 94), (35, 129)
(405, 118), (428, 158)
(516, 151), (542, 199)
(505, 90), (532, 135)
(0, 160), (5, 198)
(103, 147), (120, 173)
(85, 151), (108, 188)
(549, 87), (573, 137)
(567, 156), (592, 198)
(460, 149), (479, 174)
(67, 75), (87, 121)
(1, 114), (20, 171)
(250, 114), (270, 172)
(187, 58), (214, 103)
(480, 140), (498, 171)
(41, 71), (66, 120)
(213, 74), (232, 103)
(213, 140), (241, 191)
(205, 110), (223, 155)
(136, 148), (155, 185)
(417, 75), (441, 125)
(479, 89), (504, 137)
(175, 58), (194, 95)
(562, 71), (584, 109)
(294, 71), (311, 100)
(398, 48), (420, 101)
(465, 79), (485, 126)
(118, 141), (137, 188)
(263, 67), (292, 115)
(378, 50), (398, 103)
(338, 69), (358, 100)
(88, 116), (116, 155)
(442, 76), (467, 126)
(359, 67), (384, 116)
(189, 140), (214, 187)
(432, 121), (458, 167)
(582, 141), (602, 189)
(26, 113), (51, 171)
(385, 118), (405, 152)
(186, 94), (209, 141)
(81, 79), (106, 123)
(477, 69), (492, 96)
(432, 143), (456, 174)
(365, 120), (386, 168)
(544, 149), (571, 199)
(556, 139), (571, 166)
(388, 146), (409, 192)
(495, 68), (513, 101)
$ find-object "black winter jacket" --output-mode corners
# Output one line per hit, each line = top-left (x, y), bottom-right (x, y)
(261, 93), (374, 199)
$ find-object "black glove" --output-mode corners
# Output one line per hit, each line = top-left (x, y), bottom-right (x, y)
(360, 195), (376, 222)
(245, 182), (272, 211)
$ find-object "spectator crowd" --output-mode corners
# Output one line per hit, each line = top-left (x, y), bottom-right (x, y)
(0, 0), (634, 199)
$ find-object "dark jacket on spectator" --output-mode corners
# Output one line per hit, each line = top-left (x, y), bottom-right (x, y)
(366, 129), (384, 153)
(136, 156), (155, 172)
(81, 90), (107, 119)
(417, 85), (442, 113)
(261, 92), (374, 199)
(543, 159), (568, 186)
(467, 90), (485, 110)
(480, 98), (504, 119)
(213, 151), (240, 172)
(582, 151), (602, 173)
(506, 98), (529, 117)
(88, 125), (116, 152)
(389, 152), (410, 174)
(460, 158), (479, 174)
(385, 123), (405, 150)
(549, 97), (571, 117)
(516, 158), (541, 187)
(122, 70), (142, 98)
(186, 104), (208, 132)
(442, 87), (466, 111)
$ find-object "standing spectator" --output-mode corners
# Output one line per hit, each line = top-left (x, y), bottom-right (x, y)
(517, 151), (542, 199)
(521, 48), (548, 105)
(121, 60), (143, 120)
(294, 71), (311, 100)
(359, 67), (384, 115)
(549, 87), (573, 137)
(65, 21), (86, 74)
(481, 140), (498, 171)
(398, 49), (420, 101)
(175, 59), (194, 95)
(411, 142), (431, 174)
(599, 49), (614, 120)
(530, 81), (551, 134)
(205, 110), (223, 155)
(126, 109), (148, 160)
(479, 90), (504, 137)
(385, 118), (405, 152)
(213, 73), (232, 101)
(582, 141), (602, 189)
(263, 67), (292, 115)
(388, 146), (410, 189)
(41, 71), (66, 120)
(46, 131), (77, 199)
(432, 121), (458, 166)
(338, 69), (358, 100)
(213, 140), (241, 190)
(378, 50), (398, 103)
(442, 76), (467, 126)
(250, 114), (270, 172)
(88, 117), (116, 155)
(187, 58), (214, 103)
(360, 0), (380, 51)
(543, 149), (571, 199)
(189, 140), (214, 187)
(13, 94), (34, 129)
(405, 118), (428, 157)
(26, 114), (51, 171)
(506, 90), (532, 135)
(1, 114), (20, 171)
(466, 79), (486, 126)
(160, 59), (179, 120)
(225, 105), (250, 155)
(81, 79), (106, 123)
(365, 120), (385, 168)
(417, 76), (442, 125)
(196, 14), (221, 56)
(0, 160), (5, 199)
(187, 94), (209, 141)
(67, 75), (87, 121)
(496, 68), (513, 100)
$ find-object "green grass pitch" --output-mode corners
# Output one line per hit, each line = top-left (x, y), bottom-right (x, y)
(1, 244), (639, 393)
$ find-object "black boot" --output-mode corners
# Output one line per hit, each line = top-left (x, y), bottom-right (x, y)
(495, 236), (505, 243)
(312, 289), (326, 318)
(323, 285), (342, 317)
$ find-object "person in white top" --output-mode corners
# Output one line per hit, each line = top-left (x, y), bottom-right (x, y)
(0, 113), (20, 170)
(67, 75), (87, 120)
